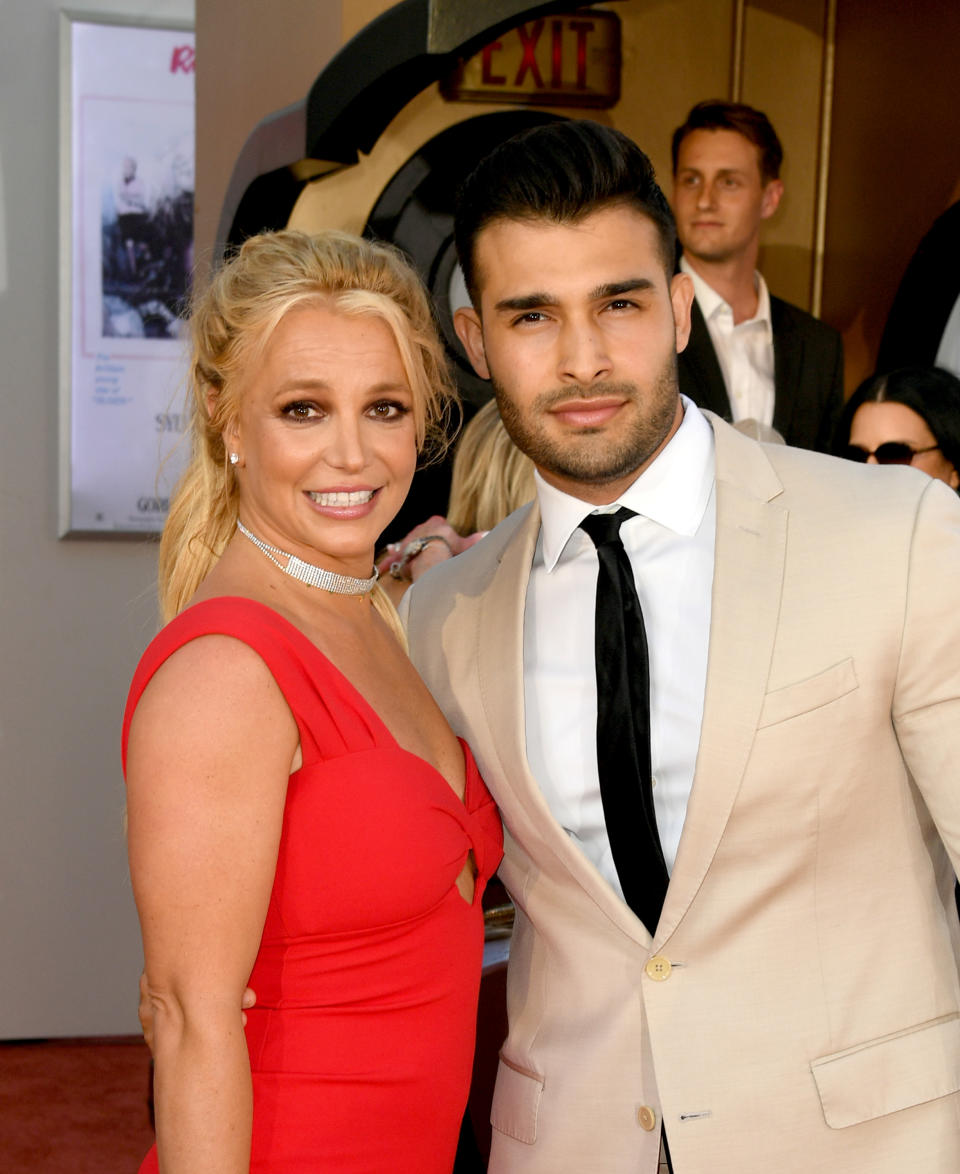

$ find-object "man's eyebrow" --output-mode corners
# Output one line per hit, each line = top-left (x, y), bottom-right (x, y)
(493, 279), (655, 314)
(589, 279), (655, 300)
(493, 293), (555, 313)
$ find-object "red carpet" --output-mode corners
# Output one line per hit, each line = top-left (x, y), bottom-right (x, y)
(0, 1037), (154, 1173)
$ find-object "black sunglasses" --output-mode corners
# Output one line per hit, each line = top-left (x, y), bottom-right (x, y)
(843, 442), (940, 466)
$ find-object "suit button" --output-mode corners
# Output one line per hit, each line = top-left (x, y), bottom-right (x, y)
(645, 955), (672, 981)
(637, 1105), (657, 1131)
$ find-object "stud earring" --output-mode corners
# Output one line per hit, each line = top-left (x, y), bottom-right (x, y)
(229, 452), (239, 466)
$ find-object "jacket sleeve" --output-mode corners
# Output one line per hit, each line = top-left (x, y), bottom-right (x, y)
(891, 476), (960, 873)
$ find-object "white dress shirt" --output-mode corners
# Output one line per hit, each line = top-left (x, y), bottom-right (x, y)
(523, 400), (716, 895)
(682, 256), (775, 427)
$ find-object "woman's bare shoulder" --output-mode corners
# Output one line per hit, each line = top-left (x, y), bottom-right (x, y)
(130, 631), (297, 765)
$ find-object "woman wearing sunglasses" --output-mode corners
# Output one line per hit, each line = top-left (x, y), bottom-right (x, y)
(834, 366), (960, 491)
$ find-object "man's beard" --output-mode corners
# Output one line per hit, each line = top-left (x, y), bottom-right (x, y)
(491, 358), (680, 488)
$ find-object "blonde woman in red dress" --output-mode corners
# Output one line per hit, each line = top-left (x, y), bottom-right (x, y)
(124, 230), (502, 1174)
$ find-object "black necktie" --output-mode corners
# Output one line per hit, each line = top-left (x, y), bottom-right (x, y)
(580, 507), (669, 935)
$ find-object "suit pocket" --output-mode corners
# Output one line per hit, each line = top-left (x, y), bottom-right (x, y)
(757, 658), (858, 728)
(490, 1054), (544, 1144)
(811, 1013), (960, 1128)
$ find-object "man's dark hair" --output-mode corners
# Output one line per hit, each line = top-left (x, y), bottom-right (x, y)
(671, 100), (783, 184)
(454, 119), (677, 306)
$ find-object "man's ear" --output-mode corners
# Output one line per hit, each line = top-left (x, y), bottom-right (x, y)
(760, 178), (784, 221)
(670, 271), (695, 354)
(453, 306), (490, 380)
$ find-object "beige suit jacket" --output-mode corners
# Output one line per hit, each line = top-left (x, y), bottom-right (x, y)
(404, 415), (960, 1173)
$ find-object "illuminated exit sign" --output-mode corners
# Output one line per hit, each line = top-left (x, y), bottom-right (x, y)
(441, 10), (621, 109)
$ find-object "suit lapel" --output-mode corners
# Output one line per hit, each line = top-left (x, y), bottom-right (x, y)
(474, 504), (536, 801)
(655, 416), (788, 947)
(476, 502), (653, 944)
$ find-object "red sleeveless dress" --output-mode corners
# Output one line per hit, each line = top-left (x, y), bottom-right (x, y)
(123, 597), (503, 1173)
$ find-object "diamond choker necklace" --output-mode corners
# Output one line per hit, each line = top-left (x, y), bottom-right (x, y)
(236, 519), (379, 596)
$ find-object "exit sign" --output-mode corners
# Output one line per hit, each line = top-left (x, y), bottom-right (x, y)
(441, 10), (621, 109)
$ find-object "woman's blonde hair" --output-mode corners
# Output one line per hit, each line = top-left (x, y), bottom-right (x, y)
(446, 399), (536, 535)
(159, 229), (457, 621)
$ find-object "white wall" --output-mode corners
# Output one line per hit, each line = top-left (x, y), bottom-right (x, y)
(0, 0), (194, 1038)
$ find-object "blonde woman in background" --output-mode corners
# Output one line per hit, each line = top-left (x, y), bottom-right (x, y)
(123, 230), (502, 1174)
(447, 398), (537, 533)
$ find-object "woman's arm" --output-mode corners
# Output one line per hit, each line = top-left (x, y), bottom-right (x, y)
(126, 634), (299, 1174)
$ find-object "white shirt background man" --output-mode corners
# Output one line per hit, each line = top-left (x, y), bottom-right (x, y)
(671, 100), (844, 451)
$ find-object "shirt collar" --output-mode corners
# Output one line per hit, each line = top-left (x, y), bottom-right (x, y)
(680, 256), (772, 333)
(535, 397), (716, 571)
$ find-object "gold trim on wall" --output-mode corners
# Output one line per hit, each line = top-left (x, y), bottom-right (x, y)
(730, 0), (745, 100)
(811, 0), (836, 318)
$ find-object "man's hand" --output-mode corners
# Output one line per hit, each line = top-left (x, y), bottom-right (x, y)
(137, 970), (257, 1055)
(377, 516), (487, 593)
(241, 986), (256, 1018)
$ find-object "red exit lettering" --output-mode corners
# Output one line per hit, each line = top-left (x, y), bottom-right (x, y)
(515, 21), (545, 87)
(170, 45), (195, 74)
(486, 20), (596, 92)
(441, 12), (619, 109)
(482, 41), (505, 85)
(568, 21), (594, 90)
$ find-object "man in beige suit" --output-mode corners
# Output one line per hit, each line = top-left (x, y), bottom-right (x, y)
(403, 120), (960, 1172)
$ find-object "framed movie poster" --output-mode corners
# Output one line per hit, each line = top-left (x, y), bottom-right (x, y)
(59, 14), (195, 535)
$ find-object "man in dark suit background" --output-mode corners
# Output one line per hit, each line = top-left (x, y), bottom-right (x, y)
(671, 100), (843, 451)
(877, 198), (960, 376)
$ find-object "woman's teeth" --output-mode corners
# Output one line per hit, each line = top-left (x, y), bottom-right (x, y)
(308, 489), (374, 506)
